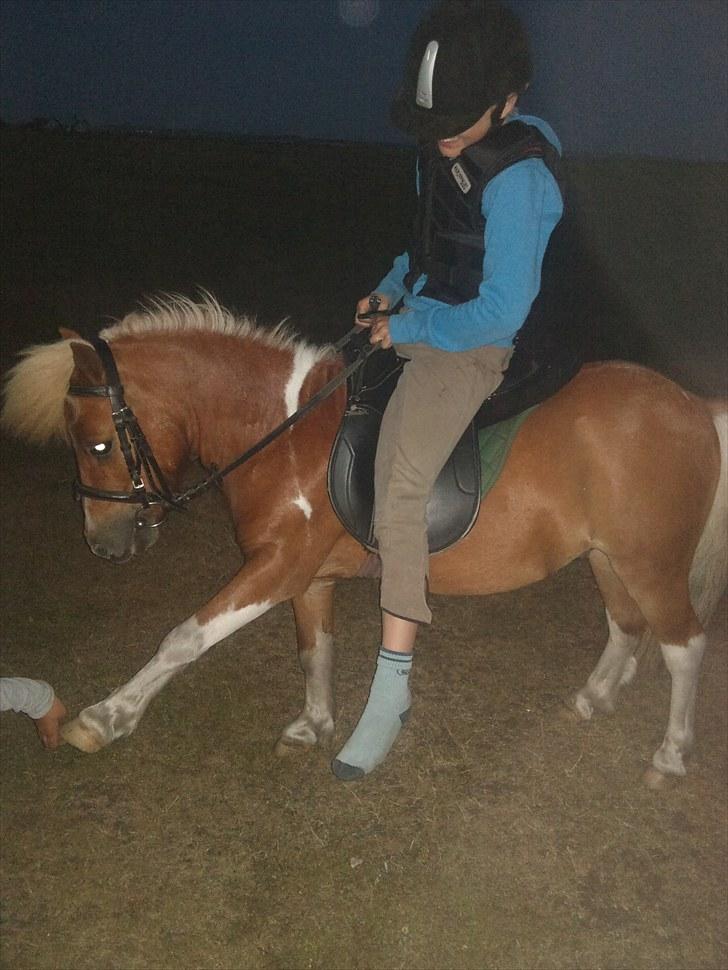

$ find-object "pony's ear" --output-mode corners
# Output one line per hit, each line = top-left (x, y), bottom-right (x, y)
(69, 341), (104, 387)
(59, 326), (82, 340)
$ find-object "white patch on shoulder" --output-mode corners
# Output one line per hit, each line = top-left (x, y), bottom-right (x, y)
(293, 492), (313, 520)
(199, 600), (273, 647)
(284, 344), (319, 417)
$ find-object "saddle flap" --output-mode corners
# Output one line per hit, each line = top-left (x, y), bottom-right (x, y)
(327, 403), (481, 554)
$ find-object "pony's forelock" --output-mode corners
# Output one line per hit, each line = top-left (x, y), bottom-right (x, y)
(1, 338), (82, 444)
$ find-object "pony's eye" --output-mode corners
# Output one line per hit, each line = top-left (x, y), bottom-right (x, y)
(90, 441), (113, 457)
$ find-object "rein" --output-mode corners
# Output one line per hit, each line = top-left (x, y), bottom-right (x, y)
(69, 329), (377, 528)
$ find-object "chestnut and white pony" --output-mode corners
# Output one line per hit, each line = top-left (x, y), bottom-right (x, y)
(2, 296), (726, 786)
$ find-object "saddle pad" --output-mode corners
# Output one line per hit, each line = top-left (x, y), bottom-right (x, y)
(479, 406), (536, 496)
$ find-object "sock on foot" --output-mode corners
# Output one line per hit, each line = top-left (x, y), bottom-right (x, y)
(332, 647), (412, 780)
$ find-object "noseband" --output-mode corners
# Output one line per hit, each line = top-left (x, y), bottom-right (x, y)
(68, 330), (377, 529)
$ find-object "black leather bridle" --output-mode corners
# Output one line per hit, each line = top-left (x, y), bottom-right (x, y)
(69, 336), (185, 528)
(68, 331), (376, 529)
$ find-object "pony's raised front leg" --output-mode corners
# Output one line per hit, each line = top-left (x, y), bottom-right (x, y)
(61, 557), (283, 752)
(572, 610), (639, 719)
(276, 578), (335, 755)
(62, 601), (272, 752)
(645, 633), (706, 787)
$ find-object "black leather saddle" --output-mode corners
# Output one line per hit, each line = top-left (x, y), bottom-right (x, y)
(327, 329), (581, 554)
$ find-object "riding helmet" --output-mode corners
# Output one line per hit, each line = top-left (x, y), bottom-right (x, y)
(390, 0), (533, 141)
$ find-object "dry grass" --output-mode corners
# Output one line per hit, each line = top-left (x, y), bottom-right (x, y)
(1, 438), (726, 970)
(1, 129), (726, 970)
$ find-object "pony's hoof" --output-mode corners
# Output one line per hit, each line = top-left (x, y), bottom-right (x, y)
(558, 701), (581, 723)
(60, 717), (106, 753)
(642, 766), (675, 790)
(561, 694), (593, 722)
(273, 736), (316, 758)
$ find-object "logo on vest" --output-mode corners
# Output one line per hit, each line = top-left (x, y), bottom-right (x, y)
(450, 162), (472, 194)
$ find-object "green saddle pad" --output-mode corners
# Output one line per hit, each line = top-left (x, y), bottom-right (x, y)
(479, 406), (537, 497)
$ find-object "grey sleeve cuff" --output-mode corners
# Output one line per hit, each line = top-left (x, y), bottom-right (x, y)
(0, 678), (55, 719)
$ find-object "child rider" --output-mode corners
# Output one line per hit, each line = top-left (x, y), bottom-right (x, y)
(332, 0), (564, 779)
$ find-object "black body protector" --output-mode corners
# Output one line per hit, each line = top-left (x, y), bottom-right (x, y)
(403, 120), (563, 310)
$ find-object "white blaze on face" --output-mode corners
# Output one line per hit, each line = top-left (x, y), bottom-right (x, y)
(284, 344), (320, 418)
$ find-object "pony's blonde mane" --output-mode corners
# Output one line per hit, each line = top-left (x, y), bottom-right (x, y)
(1, 294), (332, 445)
(101, 292), (329, 358)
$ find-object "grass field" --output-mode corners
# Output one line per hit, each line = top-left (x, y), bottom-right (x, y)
(1, 128), (726, 970)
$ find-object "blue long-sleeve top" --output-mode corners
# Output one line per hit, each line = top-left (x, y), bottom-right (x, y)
(377, 115), (563, 352)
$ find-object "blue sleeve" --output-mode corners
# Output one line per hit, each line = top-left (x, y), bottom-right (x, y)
(374, 251), (411, 306)
(388, 158), (563, 351)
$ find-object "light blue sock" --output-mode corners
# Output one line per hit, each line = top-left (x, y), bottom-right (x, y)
(332, 648), (412, 780)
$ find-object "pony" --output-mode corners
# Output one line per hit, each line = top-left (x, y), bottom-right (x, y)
(2, 295), (726, 786)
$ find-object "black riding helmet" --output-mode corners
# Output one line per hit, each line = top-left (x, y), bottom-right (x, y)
(390, 0), (533, 142)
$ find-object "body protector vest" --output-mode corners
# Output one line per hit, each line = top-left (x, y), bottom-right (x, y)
(404, 121), (564, 308)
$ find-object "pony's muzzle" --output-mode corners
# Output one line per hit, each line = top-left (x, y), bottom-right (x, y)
(83, 502), (160, 562)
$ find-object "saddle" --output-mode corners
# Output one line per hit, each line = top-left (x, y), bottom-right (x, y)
(327, 329), (581, 554)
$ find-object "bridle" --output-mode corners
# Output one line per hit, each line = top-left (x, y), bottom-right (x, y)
(68, 330), (377, 529)
(69, 336), (186, 528)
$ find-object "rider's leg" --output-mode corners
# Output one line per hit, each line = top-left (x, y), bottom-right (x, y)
(332, 343), (511, 780)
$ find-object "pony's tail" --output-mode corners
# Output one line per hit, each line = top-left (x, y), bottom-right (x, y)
(689, 400), (728, 628)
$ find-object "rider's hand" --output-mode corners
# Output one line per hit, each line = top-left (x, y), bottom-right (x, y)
(367, 316), (393, 349)
(355, 292), (391, 326)
(355, 293), (394, 349)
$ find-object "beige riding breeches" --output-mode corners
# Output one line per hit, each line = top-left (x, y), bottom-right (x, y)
(373, 341), (513, 624)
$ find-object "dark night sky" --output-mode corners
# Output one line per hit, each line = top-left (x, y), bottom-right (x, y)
(1, 0), (726, 160)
